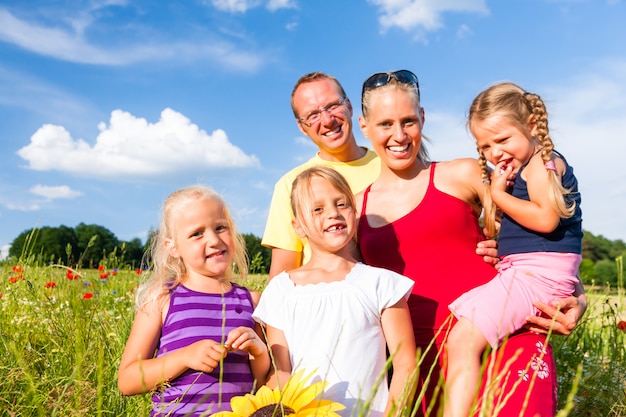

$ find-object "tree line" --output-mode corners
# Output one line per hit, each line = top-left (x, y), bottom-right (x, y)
(6, 225), (625, 284)
(7, 223), (272, 274)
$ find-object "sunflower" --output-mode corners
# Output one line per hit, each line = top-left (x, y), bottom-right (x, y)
(211, 369), (346, 417)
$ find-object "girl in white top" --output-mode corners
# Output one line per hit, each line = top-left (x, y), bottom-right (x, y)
(253, 166), (417, 417)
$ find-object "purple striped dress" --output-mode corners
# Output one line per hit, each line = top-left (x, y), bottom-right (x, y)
(150, 283), (255, 417)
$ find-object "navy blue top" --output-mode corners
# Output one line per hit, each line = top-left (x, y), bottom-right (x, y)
(498, 150), (583, 257)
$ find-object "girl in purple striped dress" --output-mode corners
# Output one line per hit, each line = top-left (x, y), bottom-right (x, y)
(118, 185), (270, 417)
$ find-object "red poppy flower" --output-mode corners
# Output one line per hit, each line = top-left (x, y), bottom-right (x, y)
(83, 293), (94, 300)
(98, 265), (105, 271)
(99, 272), (109, 279)
(9, 276), (19, 284)
(12, 265), (23, 273)
(135, 268), (142, 274)
(618, 320), (626, 333)
(44, 281), (56, 288)
(111, 270), (117, 276)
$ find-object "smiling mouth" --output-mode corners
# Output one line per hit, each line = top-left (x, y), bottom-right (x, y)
(326, 225), (345, 232)
(207, 250), (225, 258)
(323, 126), (341, 137)
(388, 144), (409, 153)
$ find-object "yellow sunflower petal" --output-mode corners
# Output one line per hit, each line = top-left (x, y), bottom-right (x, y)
(297, 409), (344, 417)
(288, 381), (328, 410)
(281, 369), (324, 408)
(299, 399), (346, 412)
(296, 400), (346, 417)
(249, 385), (278, 408)
(210, 412), (238, 417)
(230, 395), (258, 415)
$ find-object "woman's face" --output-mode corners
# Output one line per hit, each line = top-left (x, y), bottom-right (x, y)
(359, 87), (425, 173)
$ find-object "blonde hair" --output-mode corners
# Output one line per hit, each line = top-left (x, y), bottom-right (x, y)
(468, 82), (575, 238)
(136, 185), (248, 310)
(290, 166), (356, 241)
(361, 77), (430, 165)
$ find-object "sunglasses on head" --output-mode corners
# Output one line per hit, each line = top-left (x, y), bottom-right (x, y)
(362, 70), (420, 100)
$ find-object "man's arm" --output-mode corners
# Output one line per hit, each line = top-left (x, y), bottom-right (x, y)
(268, 248), (302, 279)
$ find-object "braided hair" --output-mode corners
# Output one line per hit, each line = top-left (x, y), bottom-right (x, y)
(468, 82), (575, 238)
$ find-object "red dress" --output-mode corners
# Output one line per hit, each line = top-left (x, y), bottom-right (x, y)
(358, 162), (557, 417)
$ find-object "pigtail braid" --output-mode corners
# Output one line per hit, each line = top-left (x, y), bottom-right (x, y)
(478, 149), (499, 238)
(523, 92), (575, 218)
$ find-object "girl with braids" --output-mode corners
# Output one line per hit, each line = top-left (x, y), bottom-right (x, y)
(445, 82), (583, 417)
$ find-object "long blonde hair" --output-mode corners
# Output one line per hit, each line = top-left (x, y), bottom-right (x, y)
(136, 185), (248, 310)
(468, 82), (575, 238)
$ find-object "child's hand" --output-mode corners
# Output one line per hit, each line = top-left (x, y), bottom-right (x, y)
(225, 326), (268, 358)
(184, 339), (228, 373)
(491, 161), (515, 195)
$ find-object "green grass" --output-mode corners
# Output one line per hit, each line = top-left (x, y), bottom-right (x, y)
(0, 261), (624, 416)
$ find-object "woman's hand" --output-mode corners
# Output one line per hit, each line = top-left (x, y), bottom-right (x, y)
(476, 237), (499, 266)
(525, 294), (587, 336)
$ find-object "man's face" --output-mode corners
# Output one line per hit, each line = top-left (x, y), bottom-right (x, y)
(292, 78), (354, 161)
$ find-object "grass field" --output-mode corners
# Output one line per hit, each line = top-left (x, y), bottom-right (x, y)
(0, 262), (624, 416)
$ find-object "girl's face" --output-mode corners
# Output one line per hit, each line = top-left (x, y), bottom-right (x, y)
(359, 87), (424, 173)
(472, 113), (538, 175)
(167, 197), (234, 280)
(294, 176), (356, 253)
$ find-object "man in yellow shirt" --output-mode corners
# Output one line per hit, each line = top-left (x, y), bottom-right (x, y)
(262, 72), (380, 278)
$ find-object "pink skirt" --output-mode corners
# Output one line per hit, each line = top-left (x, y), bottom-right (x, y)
(449, 252), (581, 348)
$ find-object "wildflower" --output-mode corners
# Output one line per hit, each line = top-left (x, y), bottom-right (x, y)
(135, 268), (142, 274)
(211, 369), (345, 417)
(618, 320), (626, 333)
(98, 265), (105, 271)
(9, 276), (20, 284)
(100, 272), (109, 279)
(111, 270), (117, 276)
(83, 293), (94, 300)
(44, 282), (57, 289)
(12, 265), (23, 273)
(66, 269), (79, 280)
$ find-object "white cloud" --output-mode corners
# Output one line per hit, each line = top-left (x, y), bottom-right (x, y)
(210, 0), (295, 12)
(456, 23), (473, 39)
(17, 108), (261, 179)
(30, 185), (83, 200)
(367, 0), (488, 36)
(0, 244), (10, 260)
(0, 8), (265, 71)
(5, 203), (41, 212)
(267, 0), (297, 11)
(212, 0), (261, 13)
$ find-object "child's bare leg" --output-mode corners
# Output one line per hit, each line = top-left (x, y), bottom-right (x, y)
(444, 317), (489, 417)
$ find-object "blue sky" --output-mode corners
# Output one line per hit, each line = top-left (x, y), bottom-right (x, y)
(1, 0), (625, 258)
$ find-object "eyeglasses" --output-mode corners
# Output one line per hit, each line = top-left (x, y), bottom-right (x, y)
(297, 97), (348, 126)
(362, 70), (420, 100)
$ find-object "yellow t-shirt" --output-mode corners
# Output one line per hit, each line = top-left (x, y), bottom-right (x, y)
(262, 148), (380, 265)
